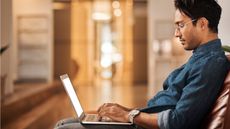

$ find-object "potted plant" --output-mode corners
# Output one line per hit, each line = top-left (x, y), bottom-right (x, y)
(222, 45), (230, 53)
(0, 45), (9, 55)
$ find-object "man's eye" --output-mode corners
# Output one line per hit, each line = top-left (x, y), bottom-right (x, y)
(178, 24), (184, 28)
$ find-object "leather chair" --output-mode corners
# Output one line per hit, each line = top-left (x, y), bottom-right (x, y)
(201, 55), (230, 129)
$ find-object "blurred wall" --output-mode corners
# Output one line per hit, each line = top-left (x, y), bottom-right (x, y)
(12, 0), (53, 82)
(133, 1), (147, 84)
(71, 0), (93, 85)
(53, 5), (71, 80)
(219, 1), (230, 46)
(147, 0), (175, 97)
(1, 0), (13, 96)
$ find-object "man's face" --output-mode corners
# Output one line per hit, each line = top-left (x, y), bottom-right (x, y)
(174, 10), (201, 50)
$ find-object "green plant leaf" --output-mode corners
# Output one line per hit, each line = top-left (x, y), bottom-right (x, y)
(222, 45), (230, 53)
(0, 45), (9, 55)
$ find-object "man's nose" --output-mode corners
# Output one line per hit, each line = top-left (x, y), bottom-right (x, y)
(174, 29), (181, 38)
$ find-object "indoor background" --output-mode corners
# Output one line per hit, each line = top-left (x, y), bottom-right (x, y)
(1, 0), (230, 129)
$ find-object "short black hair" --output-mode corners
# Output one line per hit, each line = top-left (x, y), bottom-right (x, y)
(174, 0), (222, 33)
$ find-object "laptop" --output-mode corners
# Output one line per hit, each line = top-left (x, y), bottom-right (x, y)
(60, 74), (132, 125)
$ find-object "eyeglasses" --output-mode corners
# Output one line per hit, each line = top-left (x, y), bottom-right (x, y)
(175, 19), (197, 31)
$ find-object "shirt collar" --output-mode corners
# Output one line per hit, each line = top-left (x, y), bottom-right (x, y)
(193, 39), (222, 54)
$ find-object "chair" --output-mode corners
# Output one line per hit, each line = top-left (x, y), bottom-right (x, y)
(201, 55), (230, 129)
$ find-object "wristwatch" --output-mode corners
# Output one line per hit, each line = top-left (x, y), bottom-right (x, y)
(128, 109), (140, 124)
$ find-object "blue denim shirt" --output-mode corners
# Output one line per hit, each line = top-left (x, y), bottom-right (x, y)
(140, 39), (229, 129)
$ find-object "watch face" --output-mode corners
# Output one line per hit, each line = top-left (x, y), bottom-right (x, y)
(129, 110), (140, 123)
(133, 110), (140, 115)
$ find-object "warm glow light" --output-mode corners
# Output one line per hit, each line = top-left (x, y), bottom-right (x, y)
(161, 40), (172, 54)
(101, 55), (112, 68)
(112, 1), (120, 9)
(93, 0), (111, 21)
(152, 40), (160, 53)
(114, 9), (122, 17)
(101, 43), (113, 53)
(112, 53), (122, 63)
(101, 70), (112, 79)
(92, 12), (111, 21)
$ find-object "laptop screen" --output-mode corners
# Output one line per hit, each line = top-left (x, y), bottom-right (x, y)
(62, 76), (83, 118)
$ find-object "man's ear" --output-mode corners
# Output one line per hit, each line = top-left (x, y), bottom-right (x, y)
(198, 17), (209, 30)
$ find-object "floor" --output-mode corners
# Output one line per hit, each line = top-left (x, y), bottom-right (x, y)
(2, 80), (149, 129)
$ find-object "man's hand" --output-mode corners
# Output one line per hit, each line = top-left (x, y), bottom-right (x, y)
(97, 103), (132, 122)
(97, 103), (159, 129)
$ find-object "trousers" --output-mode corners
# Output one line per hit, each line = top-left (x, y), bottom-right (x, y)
(54, 117), (145, 129)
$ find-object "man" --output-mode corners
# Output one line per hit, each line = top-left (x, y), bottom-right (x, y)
(55, 0), (229, 129)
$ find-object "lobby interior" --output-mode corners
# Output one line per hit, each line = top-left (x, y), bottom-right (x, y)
(1, 0), (230, 129)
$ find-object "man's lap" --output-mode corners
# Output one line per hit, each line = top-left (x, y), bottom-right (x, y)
(54, 117), (144, 129)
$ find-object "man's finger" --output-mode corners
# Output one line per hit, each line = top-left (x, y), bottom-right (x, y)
(97, 103), (104, 112)
(97, 103), (115, 112)
(97, 103), (108, 112)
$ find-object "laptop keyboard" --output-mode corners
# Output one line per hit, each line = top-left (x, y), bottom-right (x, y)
(84, 114), (112, 122)
(85, 114), (99, 122)
(101, 116), (112, 122)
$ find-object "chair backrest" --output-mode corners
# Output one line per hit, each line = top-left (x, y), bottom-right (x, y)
(201, 55), (230, 129)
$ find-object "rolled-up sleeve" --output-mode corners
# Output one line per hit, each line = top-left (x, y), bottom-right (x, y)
(158, 109), (171, 129)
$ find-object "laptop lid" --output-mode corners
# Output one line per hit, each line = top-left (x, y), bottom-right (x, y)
(60, 74), (84, 119)
(60, 74), (132, 125)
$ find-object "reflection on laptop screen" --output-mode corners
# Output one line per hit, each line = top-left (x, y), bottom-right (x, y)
(62, 77), (83, 118)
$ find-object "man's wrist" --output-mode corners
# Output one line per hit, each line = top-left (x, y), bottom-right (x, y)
(128, 109), (140, 124)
